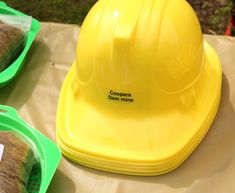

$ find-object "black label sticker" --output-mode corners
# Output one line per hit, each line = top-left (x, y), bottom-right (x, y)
(108, 90), (134, 103)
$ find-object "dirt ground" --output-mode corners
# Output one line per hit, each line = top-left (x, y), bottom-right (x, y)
(2, 0), (235, 36)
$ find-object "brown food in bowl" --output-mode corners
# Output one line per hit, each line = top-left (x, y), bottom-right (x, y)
(0, 21), (25, 72)
(0, 132), (35, 193)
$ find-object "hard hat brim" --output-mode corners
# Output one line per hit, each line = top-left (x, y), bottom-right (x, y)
(56, 41), (222, 175)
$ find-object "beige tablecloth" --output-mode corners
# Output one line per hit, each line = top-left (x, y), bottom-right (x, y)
(0, 22), (235, 193)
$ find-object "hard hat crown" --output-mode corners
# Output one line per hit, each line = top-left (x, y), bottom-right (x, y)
(74, 0), (203, 114)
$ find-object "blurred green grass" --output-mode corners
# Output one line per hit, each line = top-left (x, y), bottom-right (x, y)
(3, 0), (98, 25)
(2, 0), (235, 35)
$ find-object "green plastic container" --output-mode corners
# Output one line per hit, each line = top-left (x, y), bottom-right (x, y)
(0, 1), (40, 87)
(0, 105), (61, 193)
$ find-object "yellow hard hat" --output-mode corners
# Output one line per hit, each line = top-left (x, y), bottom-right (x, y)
(56, 0), (222, 175)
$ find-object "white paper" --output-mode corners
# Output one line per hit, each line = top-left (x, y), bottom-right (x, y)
(0, 144), (4, 161)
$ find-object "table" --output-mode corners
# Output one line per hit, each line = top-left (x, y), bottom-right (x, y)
(0, 22), (235, 193)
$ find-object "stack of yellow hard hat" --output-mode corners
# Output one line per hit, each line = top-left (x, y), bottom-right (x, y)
(56, 0), (222, 176)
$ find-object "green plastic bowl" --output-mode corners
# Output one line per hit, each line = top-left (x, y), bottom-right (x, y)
(0, 105), (61, 193)
(0, 2), (40, 87)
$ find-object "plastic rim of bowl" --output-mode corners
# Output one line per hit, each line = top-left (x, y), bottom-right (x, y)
(0, 2), (40, 87)
(0, 105), (61, 193)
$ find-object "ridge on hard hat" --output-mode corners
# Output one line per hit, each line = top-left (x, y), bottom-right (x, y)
(56, 0), (222, 175)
